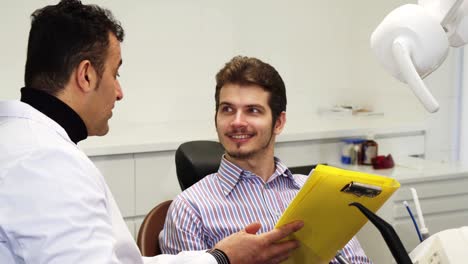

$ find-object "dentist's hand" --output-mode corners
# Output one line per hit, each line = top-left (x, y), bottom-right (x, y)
(215, 220), (303, 264)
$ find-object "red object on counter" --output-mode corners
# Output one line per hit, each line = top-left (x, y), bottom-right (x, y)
(371, 154), (395, 169)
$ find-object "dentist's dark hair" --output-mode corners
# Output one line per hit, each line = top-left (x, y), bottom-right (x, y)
(24, 0), (124, 95)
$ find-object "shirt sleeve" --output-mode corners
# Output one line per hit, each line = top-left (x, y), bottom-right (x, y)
(159, 196), (208, 254)
(330, 237), (373, 264)
(1, 148), (123, 264)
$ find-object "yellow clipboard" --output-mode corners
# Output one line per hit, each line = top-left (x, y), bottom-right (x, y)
(275, 164), (400, 264)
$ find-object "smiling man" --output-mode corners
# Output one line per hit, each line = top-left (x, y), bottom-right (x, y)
(160, 56), (373, 263)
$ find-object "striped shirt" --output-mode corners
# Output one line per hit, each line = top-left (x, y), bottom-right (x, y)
(159, 157), (372, 264)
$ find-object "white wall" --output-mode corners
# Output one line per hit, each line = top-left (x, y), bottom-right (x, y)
(0, 0), (458, 162)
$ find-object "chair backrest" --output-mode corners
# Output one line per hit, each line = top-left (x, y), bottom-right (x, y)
(137, 200), (172, 256)
(175, 140), (321, 191)
(175, 140), (225, 191)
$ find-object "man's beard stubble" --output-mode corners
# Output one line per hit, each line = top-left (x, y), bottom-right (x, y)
(225, 130), (275, 160)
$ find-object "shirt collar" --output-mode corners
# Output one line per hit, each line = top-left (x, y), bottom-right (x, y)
(216, 156), (301, 196)
(20, 87), (88, 144)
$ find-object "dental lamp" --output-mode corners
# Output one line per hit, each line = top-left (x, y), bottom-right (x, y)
(371, 0), (468, 113)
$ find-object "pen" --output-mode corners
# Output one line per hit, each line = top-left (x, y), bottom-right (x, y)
(335, 250), (351, 264)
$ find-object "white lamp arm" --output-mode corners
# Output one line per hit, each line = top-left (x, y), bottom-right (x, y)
(392, 38), (440, 113)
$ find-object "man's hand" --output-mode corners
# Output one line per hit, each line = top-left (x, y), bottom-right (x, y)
(214, 220), (303, 264)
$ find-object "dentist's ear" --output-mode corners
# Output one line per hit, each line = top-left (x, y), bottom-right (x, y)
(371, 4), (447, 113)
(76, 60), (96, 93)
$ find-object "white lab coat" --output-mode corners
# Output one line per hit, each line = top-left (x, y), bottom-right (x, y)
(0, 100), (216, 264)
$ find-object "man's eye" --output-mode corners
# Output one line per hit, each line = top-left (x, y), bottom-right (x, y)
(249, 108), (260, 113)
(116, 72), (120, 78)
(221, 106), (233, 112)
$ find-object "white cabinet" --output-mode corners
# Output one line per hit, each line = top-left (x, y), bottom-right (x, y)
(134, 151), (180, 216)
(92, 154), (135, 217)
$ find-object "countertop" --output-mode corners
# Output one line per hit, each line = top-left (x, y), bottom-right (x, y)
(336, 156), (468, 183)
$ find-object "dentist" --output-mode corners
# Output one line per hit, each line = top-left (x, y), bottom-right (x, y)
(0, 1), (303, 263)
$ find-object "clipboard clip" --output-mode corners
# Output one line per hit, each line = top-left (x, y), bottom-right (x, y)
(341, 182), (382, 197)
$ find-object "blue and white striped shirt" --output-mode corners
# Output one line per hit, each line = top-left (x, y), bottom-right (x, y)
(160, 157), (372, 263)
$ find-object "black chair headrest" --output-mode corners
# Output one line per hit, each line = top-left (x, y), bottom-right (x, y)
(175, 140), (225, 191)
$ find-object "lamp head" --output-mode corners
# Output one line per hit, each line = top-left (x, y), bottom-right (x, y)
(371, 4), (448, 112)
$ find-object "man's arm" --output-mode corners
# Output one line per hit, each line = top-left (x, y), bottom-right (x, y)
(159, 197), (209, 254)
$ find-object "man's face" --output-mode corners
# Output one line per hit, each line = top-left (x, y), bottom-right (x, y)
(216, 83), (285, 161)
(87, 34), (123, 136)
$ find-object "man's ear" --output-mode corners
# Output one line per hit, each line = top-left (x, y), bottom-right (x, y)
(273, 111), (286, 135)
(75, 60), (96, 93)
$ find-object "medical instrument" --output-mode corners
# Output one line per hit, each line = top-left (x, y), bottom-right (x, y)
(403, 201), (423, 242)
(410, 187), (431, 240)
(350, 202), (413, 264)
